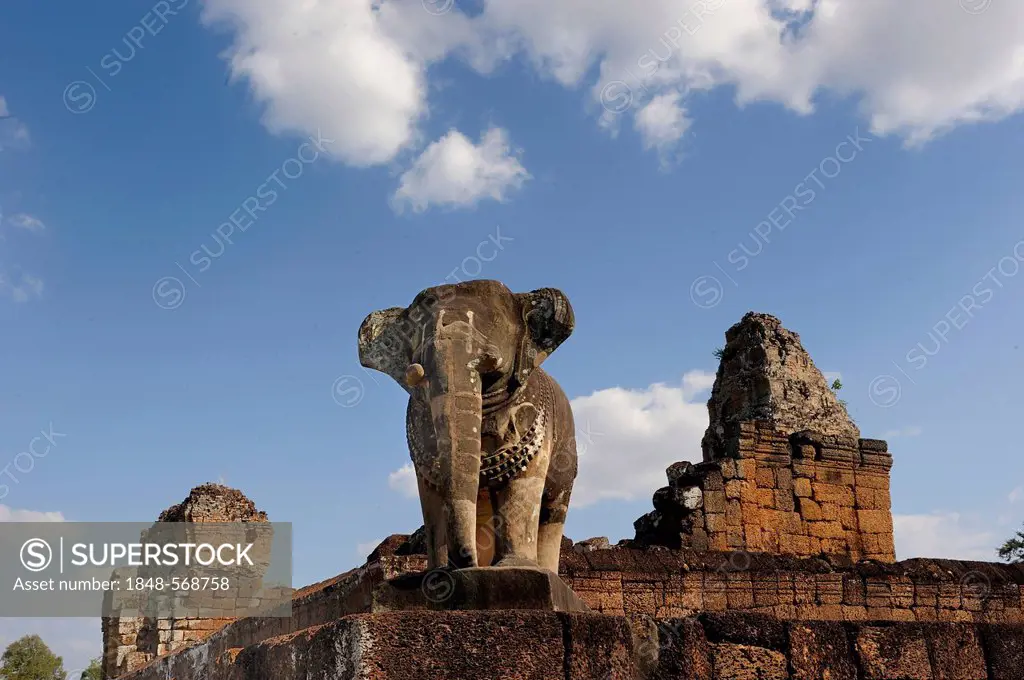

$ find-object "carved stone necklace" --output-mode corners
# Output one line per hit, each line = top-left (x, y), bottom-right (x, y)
(406, 375), (552, 490)
(479, 376), (551, 487)
(478, 405), (546, 486)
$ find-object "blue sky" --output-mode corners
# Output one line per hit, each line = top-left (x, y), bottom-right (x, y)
(2, 0), (1024, 671)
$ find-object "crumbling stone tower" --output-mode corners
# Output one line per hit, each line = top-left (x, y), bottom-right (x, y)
(635, 312), (896, 562)
(101, 484), (269, 679)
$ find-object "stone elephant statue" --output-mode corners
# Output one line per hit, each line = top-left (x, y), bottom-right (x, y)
(358, 280), (578, 572)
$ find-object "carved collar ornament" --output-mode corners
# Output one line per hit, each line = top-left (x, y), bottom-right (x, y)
(408, 375), (552, 490)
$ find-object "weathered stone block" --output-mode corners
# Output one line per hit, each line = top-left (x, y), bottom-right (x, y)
(779, 533), (809, 556)
(562, 613), (639, 679)
(841, 604), (868, 620)
(756, 467), (776, 488)
(798, 497), (823, 521)
(857, 509), (894, 534)
(689, 528), (711, 552)
(699, 612), (787, 650)
(855, 485), (881, 509)
(808, 520), (845, 540)
(704, 491), (727, 514)
(726, 527), (745, 550)
(651, 618), (713, 680)
(775, 467), (794, 491)
(924, 624), (986, 680)
(737, 460), (757, 480)
(820, 502), (841, 522)
(725, 480), (747, 500)
(755, 488), (777, 507)
(667, 461), (698, 486)
(814, 483), (855, 506)
(855, 472), (890, 490)
(821, 538), (848, 554)
(788, 622), (857, 680)
(218, 611), (630, 680)
(709, 643), (788, 680)
(623, 581), (659, 616)
(726, 580), (755, 609)
(705, 512), (726, 533)
(372, 567), (590, 613)
(793, 477), (813, 497)
(774, 490), (796, 512)
(839, 506), (858, 530)
(855, 625), (932, 679)
(703, 470), (726, 492)
(980, 624), (1024, 680)
(814, 466), (851, 486)
(859, 438), (888, 452)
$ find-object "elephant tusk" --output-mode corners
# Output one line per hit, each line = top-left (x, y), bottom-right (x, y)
(405, 363), (426, 387)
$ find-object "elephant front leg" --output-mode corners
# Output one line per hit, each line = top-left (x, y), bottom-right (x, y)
(491, 445), (551, 567)
(417, 476), (448, 569)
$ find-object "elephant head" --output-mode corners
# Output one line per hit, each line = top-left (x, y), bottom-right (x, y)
(357, 280), (574, 566)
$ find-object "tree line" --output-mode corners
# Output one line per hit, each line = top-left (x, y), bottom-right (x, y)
(0, 636), (99, 680)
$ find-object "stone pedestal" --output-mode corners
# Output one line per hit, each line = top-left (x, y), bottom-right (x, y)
(113, 609), (1024, 680)
(372, 566), (591, 613)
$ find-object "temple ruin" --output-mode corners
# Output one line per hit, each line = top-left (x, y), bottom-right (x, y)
(634, 313), (896, 563)
(101, 484), (270, 679)
(101, 310), (1024, 679)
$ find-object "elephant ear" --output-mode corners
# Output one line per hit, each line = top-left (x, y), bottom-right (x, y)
(511, 288), (575, 388)
(358, 307), (414, 394)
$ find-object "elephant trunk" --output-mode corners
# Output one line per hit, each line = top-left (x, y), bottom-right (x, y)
(423, 316), (484, 568)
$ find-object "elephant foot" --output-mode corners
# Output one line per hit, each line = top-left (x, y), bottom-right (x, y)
(494, 555), (541, 569)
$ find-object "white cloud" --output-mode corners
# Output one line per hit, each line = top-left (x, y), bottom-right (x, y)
(893, 512), (999, 561)
(199, 0), (430, 167)
(0, 272), (44, 303)
(0, 98), (44, 301)
(570, 370), (714, 508)
(0, 120), (29, 150)
(8, 213), (45, 233)
(388, 463), (419, 499)
(474, 0), (1024, 146)
(0, 94), (29, 151)
(199, 1), (1024, 189)
(634, 91), (692, 162)
(881, 425), (923, 438)
(391, 127), (529, 213)
(1009, 486), (1023, 504)
(0, 506), (65, 522)
(199, 1), (526, 209)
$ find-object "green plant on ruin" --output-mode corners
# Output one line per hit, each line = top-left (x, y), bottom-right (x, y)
(830, 378), (848, 409)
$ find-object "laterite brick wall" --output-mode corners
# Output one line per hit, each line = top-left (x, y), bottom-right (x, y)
(635, 421), (896, 562)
